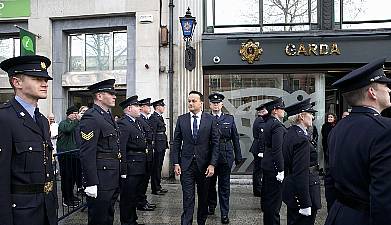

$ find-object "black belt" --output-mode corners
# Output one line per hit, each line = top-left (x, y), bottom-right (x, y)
(335, 190), (369, 212)
(12, 181), (54, 194)
(97, 152), (121, 160)
(309, 165), (319, 174)
(219, 139), (231, 143)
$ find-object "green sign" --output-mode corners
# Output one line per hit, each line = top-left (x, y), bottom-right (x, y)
(0, 0), (30, 18)
(20, 28), (36, 55)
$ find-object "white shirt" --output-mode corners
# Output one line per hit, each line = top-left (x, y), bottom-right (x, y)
(190, 111), (202, 135)
(212, 111), (222, 118)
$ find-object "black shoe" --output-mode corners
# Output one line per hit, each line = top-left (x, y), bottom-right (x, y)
(71, 196), (81, 202)
(151, 190), (165, 195)
(221, 216), (230, 224)
(137, 204), (155, 211)
(63, 201), (79, 207)
(158, 188), (168, 193)
(147, 202), (157, 208)
(208, 207), (215, 215)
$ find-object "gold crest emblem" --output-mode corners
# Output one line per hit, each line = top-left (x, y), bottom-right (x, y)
(239, 39), (263, 64)
(81, 131), (94, 141)
(40, 62), (46, 70)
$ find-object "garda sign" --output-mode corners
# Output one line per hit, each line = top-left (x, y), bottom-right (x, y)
(0, 0), (30, 18)
(285, 43), (341, 56)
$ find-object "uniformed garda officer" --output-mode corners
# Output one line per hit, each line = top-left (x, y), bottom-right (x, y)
(249, 104), (268, 197)
(136, 98), (156, 211)
(282, 98), (321, 225)
(149, 99), (169, 195)
(207, 93), (242, 224)
(261, 97), (287, 225)
(118, 96), (148, 225)
(324, 58), (391, 225)
(79, 79), (122, 225)
(0, 55), (57, 225)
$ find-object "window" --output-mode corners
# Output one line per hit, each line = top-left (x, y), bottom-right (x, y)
(0, 37), (20, 63)
(68, 31), (127, 72)
(204, 0), (317, 33)
(335, 0), (391, 29)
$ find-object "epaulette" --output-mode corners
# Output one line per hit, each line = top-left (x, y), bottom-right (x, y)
(0, 101), (11, 109)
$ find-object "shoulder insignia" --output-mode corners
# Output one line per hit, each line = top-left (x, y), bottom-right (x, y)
(223, 122), (230, 125)
(81, 131), (94, 141)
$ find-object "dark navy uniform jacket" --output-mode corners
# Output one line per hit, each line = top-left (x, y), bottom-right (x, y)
(0, 98), (57, 225)
(325, 106), (391, 225)
(172, 112), (220, 172)
(139, 114), (154, 162)
(282, 125), (321, 210)
(261, 116), (287, 173)
(118, 115), (147, 175)
(79, 104), (121, 190)
(149, 111), (168, 152)
(214, 113), (242, 168)
(250, 116), (266, 156)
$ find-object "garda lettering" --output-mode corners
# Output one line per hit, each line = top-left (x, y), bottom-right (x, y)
(285, 43), (341, 56)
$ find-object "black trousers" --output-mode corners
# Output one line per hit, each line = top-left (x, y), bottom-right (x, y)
(261, 170), (283, 225)
(287, 207), (317, 225)
(59, 155), (81, 202)
(180, 160), (210, 225)
(137, 160), (153, 207)
(252, 154), (263, 195)
(151, 149), (166, 192)
(87, 188), (119, 225)
(120, 174), (144, 225)
(207, 163), (231, 217)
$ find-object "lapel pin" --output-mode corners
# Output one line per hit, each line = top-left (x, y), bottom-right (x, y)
(20, 112), (25, 116)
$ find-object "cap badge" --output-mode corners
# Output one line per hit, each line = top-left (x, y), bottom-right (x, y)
(40, 62), (46, 70)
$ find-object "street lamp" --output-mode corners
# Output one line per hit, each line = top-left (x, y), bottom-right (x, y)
(180, 7), (197, 71)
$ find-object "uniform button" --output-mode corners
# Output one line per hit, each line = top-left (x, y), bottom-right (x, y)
(12, 204), (16, 207)
(47, 173), (50, 177)
(0, 148), (2, 152)
(29, 147), (33, 151)
(103, 166), (107, 170)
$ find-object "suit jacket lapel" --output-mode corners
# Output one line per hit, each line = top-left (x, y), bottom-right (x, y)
(10, 98), (43, 136)
(183, 113), (193, 143)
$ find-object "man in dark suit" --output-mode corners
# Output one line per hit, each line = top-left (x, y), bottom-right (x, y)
(249, 104), (268, 197)
(325, 58), (391, 225)
(149, 99), (169, 195)
(172, 91), (220, 225)
(79, 79), (123, 225)
(118, 95), (148, 225)
(206, 93), (242, 224)
(136, 97), (156, 211)
(0, 55), (57, 225)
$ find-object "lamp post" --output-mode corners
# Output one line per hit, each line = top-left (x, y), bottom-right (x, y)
(179, 7), (197, 71)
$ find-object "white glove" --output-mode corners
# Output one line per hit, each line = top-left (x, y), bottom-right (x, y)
(121, 175), (127, 179)
(276, 171), (284, 182)
(299, 207), (311, 216)
(84, 185), (98, 198)
(257, 153), (264, 158)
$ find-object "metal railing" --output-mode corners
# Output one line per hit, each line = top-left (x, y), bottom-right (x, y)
(53, 149), (87, 221)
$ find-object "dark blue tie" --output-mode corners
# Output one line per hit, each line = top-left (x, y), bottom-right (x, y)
(34, 108), (44, 134)
(192, 115), (198, 140)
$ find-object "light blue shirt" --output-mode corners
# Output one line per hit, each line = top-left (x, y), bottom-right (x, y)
(15, 95), (36, 120)
(297, 124), (308, 136)
(126, 114), (136, 122)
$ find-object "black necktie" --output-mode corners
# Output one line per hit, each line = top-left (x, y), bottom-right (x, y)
(215, 115), (219, 120)
(34, 108), (45, 134)
(192, 115), (198, 140)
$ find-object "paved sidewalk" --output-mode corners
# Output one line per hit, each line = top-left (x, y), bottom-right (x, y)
(59, 181), (327, 225)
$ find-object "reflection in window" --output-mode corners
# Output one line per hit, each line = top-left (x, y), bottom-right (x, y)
(68, 31), (127, 72)
(86, 33), (110, 71)
(70, 35), (85, 72)
(0, 37), (20, 65)
(336, 0), (391, 29)
(114, 32), (127, 70)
